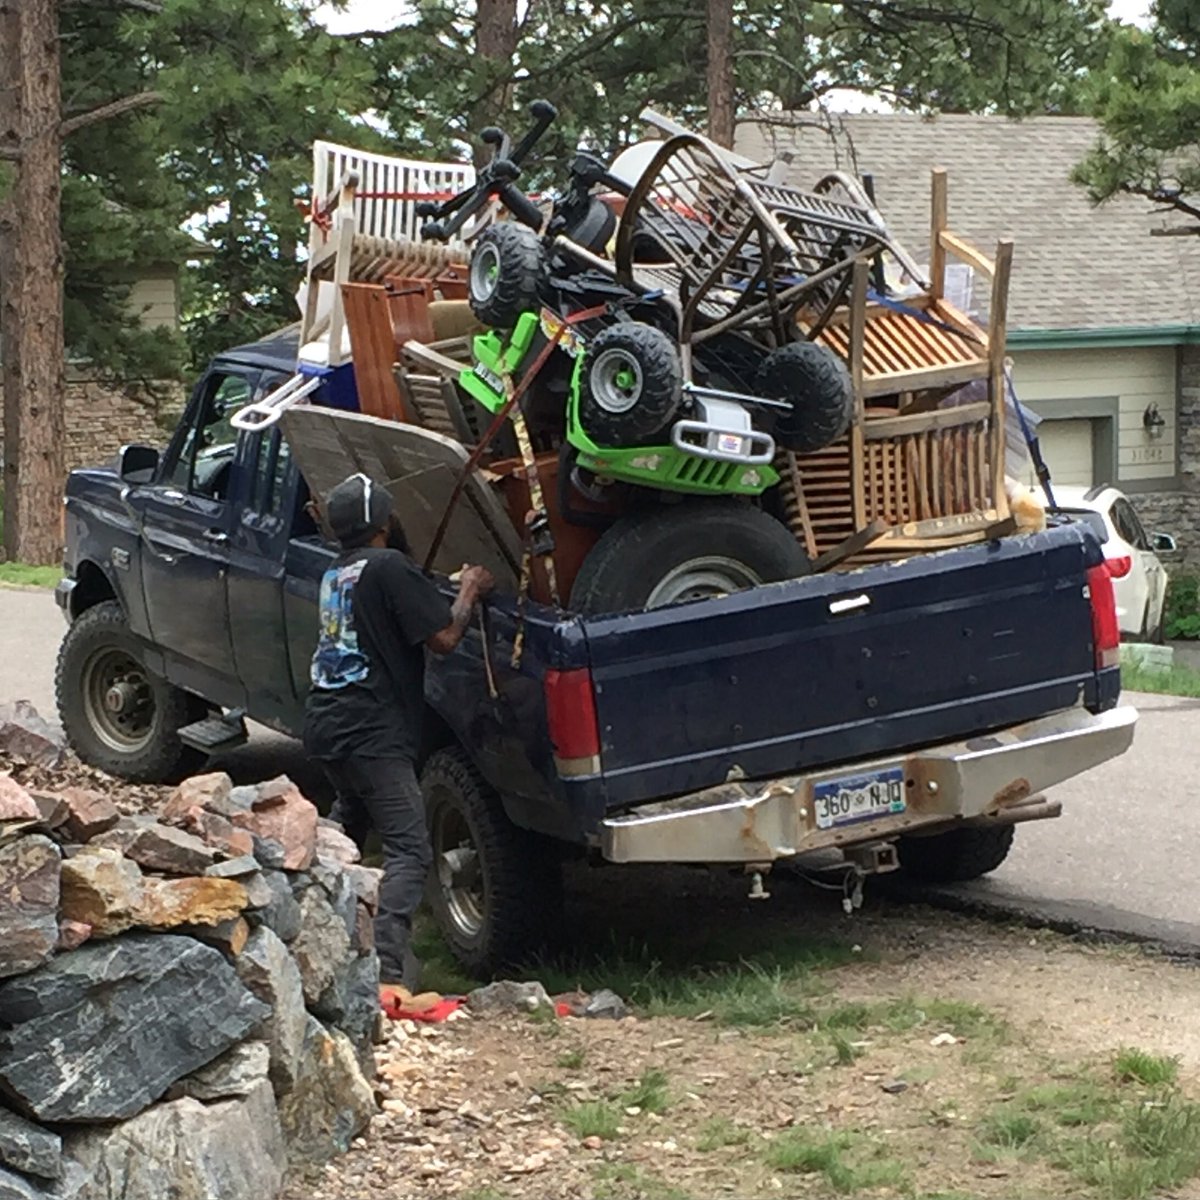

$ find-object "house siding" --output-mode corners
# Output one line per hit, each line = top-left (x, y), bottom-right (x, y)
(1011, 345), (1177, 486)
(126, 271), (179, 330)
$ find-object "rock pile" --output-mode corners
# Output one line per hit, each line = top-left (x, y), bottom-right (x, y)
(0, 747), (381, 1200)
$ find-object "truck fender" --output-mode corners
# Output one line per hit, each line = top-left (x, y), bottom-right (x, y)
(68, 559), (119, 618)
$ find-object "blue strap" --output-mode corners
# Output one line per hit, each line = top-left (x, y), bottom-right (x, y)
(866, 289), (985, 345)
(1004, 364), (1056, 510)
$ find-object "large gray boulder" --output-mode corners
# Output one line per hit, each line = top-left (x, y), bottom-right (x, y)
(233, 928), (306, 1095)
(66, 1077), (284, 1200)
(0, 837), (60, 979)
(276, 1017), (375, 1165)
(0, 935), (267, 1122)
(289, 888), (351, 1006)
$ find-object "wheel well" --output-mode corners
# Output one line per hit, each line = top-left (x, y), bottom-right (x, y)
(417, 709), (458, 771)
(71, 561), (117, 617)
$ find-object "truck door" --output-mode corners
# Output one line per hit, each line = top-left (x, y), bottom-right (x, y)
(226, 419), (305, 730)
(133, 367), (255, 704)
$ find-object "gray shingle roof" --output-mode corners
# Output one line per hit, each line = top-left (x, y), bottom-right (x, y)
(735, 114), (1200, 333)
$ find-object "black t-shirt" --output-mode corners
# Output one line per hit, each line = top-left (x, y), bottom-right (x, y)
(303, 546), (453, 762)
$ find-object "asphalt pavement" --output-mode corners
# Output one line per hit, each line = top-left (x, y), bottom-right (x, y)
(9, 586), (1197, 947)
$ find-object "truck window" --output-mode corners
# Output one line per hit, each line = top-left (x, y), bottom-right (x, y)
(247, 427), (317, 539)
(165, 372), (253, 500)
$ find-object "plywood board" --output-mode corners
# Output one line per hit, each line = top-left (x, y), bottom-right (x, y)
(281, 406), (522, 589)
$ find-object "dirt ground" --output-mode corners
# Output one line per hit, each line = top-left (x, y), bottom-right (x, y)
(283, 865), (1200, 1200)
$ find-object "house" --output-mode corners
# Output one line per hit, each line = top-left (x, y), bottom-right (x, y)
(736, 114), (1200, 559)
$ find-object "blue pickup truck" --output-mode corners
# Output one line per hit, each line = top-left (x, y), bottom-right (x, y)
(55, 329), (1136, 971)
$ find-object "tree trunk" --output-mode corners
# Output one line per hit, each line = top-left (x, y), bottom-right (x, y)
(472, 0), (519, 164)
(0, 0), (66, 566)
(706, 0), (735, 148)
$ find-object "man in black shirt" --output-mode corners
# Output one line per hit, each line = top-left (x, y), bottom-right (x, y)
(305, 472), (493, 991)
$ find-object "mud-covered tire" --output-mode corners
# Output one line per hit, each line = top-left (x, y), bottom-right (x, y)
(55, 601), (204, 783)
(468, 222), (545, 330)
(569, 500), (809, 614)
(896, 825), (1015, 883)
(756, 340), (854, 454)
(423, 746), (562, 977)
(579, 322), (683, 446)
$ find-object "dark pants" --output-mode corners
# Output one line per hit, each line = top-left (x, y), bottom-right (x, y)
(320, 756), (431, 987)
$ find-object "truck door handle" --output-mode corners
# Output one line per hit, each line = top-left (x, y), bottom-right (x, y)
(829, 594), (871, 615)
(203, 528), (228, 544)
(159, 488), (186, 505)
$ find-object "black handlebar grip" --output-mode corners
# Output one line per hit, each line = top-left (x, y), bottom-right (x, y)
(529, 99), (557, 121)
(498, 183), (545, 232)
(415, 200), (440, 219)
(480, 127), (504, 145)
(421, 220), (447, 242)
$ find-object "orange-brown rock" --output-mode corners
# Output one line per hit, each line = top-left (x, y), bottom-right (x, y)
(60, 787), (119, 841)
(137, 876), (249, 929)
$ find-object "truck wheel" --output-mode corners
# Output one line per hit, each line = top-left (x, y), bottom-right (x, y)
(570, 500), (809, 614)
(468, 222), (545, 331)
(579, 322), (682, 446)
(755, 340), (854, 454)
(55, 601), (204, 783)
(896, 825), (1015, 883)
(423, 747), (562, 977)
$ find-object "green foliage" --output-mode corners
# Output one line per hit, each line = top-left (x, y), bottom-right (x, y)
(1163, 574), (1200, 639)
(0, 563), (60, 588)
(764, 1129), (909, 1193)
(1120, 661), (1200, 697)
(619, 1068), (671, 1114)
(1115, 1047), (1180, 1087)
(366, 0), (1115, 169)
(1074, 1), (1200, 232)
(558, 1098), (623, 1140)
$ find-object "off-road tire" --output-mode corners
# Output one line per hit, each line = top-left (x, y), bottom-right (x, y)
(896, 825), (1016, 883)
(423, 746), (562, 977)
(55, 601), (204, 783)
(468, 223), (545, 330)
(756, 340), (854, 454)
(579, 322), (683, 446)
(569, 500), (810, 615)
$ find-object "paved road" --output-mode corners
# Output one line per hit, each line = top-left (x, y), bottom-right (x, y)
(9, 587), (1197, 945)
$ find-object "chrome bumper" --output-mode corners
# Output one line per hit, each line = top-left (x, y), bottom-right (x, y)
(600, 705), (1137, 864)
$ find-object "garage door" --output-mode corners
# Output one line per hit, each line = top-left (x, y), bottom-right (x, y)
(1027, 418), (1094, 488)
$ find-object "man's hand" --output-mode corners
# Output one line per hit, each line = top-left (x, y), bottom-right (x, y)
(427, 564), (496, 656)
(460, 565), (495, 597)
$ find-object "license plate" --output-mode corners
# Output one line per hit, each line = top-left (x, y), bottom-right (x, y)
(813, 767), (907, 830)
(716, 432), (745, 456)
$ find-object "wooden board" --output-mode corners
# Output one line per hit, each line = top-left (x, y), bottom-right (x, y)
(341, 283), (408, 422)
(281, 406), (522, 589)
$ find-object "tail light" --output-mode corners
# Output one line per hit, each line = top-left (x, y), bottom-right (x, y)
(1105, 555), (1133, 579)
(544, 668), (601, 769)
(1087, 564), (1120, 669)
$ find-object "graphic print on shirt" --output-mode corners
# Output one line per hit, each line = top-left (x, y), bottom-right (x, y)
(311, 559), (370, 689)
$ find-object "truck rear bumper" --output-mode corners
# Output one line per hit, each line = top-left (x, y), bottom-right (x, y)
(600, 704), (1137, 864)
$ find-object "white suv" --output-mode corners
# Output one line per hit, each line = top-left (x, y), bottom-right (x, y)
(1045, 485), (1174, 642)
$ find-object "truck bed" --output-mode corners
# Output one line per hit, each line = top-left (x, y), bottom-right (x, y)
(576, 522), (1113, 809)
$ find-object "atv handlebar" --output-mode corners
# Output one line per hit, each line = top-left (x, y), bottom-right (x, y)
(420, 99), (557, 241)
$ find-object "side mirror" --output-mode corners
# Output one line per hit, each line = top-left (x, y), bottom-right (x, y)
(118, 444), (159, 480)
(1151, 532), (1178, 557)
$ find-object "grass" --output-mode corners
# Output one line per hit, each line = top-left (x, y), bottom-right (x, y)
(558, 1099), (623, 1141)
(591, 1162), (691, 1200)
(977, 1109), (1042, 1151)
(764, 1130), (908, 1194)
(556, 1046), (586, 1070)
(1120, 660), (1200, 698)
(696, 1116), (750, 1152)
(0, 562), (59, 589)
(1114, 1047), (1179, 1087)
(619, 1068), (671, 1114)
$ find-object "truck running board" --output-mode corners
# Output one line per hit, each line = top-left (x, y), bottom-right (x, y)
(178, 711), (249, 754)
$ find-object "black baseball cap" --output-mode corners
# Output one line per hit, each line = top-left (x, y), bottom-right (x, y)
(326, 473), (393, 546)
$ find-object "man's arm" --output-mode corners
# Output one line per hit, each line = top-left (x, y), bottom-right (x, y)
(426, 566), (494, 656)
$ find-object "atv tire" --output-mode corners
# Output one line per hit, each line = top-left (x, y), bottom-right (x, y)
(579, 322), (683, 446)
(423, 746), (562, 977)
(756, 340), (854, 454)
(569, 500), (810, 614)
(896, 825), (1015, 883)
(56, 601), (204, 783)
(468, 222), (545, 331)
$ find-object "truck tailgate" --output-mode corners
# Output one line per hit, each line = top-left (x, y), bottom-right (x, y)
(580, 524), (1105, 808)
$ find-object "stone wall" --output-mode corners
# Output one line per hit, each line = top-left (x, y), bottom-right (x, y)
(1132, 345), (1200, 573)
(0, 716), (380, 1200)
(0, 371), (174, 481)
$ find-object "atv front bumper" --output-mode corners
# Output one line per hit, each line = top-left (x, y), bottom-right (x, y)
(600, 704), (1137, 864)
